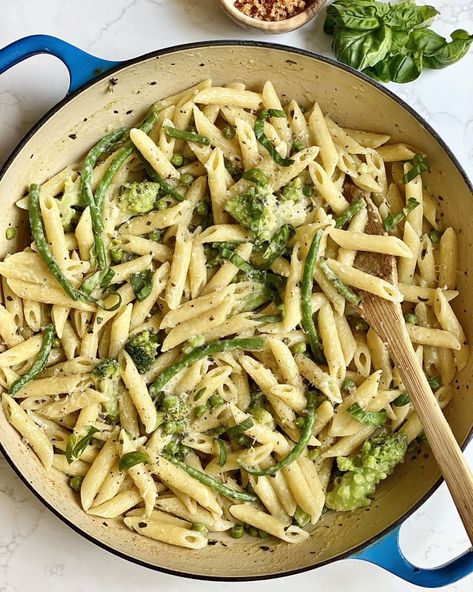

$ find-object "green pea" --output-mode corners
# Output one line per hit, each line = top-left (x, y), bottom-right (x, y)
(188, 335), (205, 348)
(248, 526), (259, 538)
(171, 153), (184, 167)
(292, 341), (307, 354)
(308, 448), (320, 461)
(162, 394), (179, 412)
(194, 405), (207, 419)
(180, 173), (194, 186)
(163, 439), (180, 456)
(294, 506), (310, 528)
(69, 476), (83, 492)
(230, 524), (245, 539)
(163, 421), (177, 435)
(5, 227), (16, 240)
(196, 202), (208, 216)
(341, 378), (356, 394)
(192, 522), (208, 536)
(292, 140), (304, 152)
(208, 394), (225, 409)
(404, 313), (417, 325)
(429, 229), (442, 244)
(110, 248), (123, 263)
(223, 125), (236, 139)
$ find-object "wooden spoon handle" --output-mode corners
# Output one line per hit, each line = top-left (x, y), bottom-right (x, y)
(366, 299), (473, 544)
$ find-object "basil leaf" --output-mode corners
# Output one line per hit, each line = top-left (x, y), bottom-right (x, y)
(324, 1), (383, 34)
(226, 418), (254, 438)
(383, 2), (438, 31)
(384, 197), (420, 231)
(242, 168), (269, 187)
(407, 28), (446, 55)
(130, 270), (153, 301)
(372, 51), (423, 83)
(216, 438), (228, 467)
(66, 426), (99, 464)
(423, 29), (473, 69)
(119, 451), (150, 471)
(393, 392), (410, 406)
(402, 154), (430, 184)
(348, 403), (388, 426)
(333, 25), (392, 70)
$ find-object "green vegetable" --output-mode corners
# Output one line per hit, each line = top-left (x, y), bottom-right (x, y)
(78, 267), (115, 299)
(255, 314), (282, 323)
(170, 153), (184, 167)
(142, 160), (184, 202)
(404, 312), (417, 325)
(164, 126), (210, 145)
(280, 177), (303, 202)
(348, 402), (388, 426)
(254, 110), (294, 167)
(226, 417), (254, 439)
(258, 529), (269, 539)
(120, 181), (160, 215)
(194, 405), (207, 419)
(119, 451), (150, 471)
(80, 128), (127, 269)
(208, 394), (225, 409)
(223, 125), (236, 139)
(326, 432), (408, 511)
(428, 375), (441, 390)
(393, 392), (410, 406)
(194, 388), (206, 401)
(238, 391), (316, 476)
(161, 453), (258, 502)
(192, 522), (208, 536)
(125, 330), (160, 374)
(384, 197), (420, 231)
(8, 324), (55, 396)
(260, 224), (295, 269)
(225, 185), (306, 243)
(242, 168), (269, 187)
(28, 184), (80, 301)
(308, 448), (320, 461)
(248, 526), (259, 538)
(341, 377), (356, 395)
(292, 342), (307, 354)
(188, 335), (205, 348)
(231, 524), (245, 539)
(324, 0), (472, 84)
(402, 154), (430, 184)
(92, 358), (120, 420)
(429, 229), (442, 244)
(66, 426), (99, 464)
(5, 227), (16, 240)
(150, 338), (265, 398)
(335, 198), (366, 229)
(318, 258), (362, 305)
(94, 108), (158, 216)
(69, 476), (83, 492)
(294, 506), (311, 528)
(216, 438), (228, 467)
(292, 140), (304, 152)
(130, 270), (154, 302)
(180, 173), (194, 186)
(301, 229), (324, 363)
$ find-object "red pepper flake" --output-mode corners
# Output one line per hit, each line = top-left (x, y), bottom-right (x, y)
(234, 0), (309, 21)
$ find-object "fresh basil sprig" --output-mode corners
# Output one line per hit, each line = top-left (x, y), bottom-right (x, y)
(348, 403), (388, 426)
(324, 0), (473, 84)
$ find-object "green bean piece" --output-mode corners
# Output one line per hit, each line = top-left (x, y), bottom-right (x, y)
(254, 110), (294, 167)
(142, 161), (184, 202)
(161, 453), (258, 502)
(8, 324), (55, 396)
(194, 388), (206, 401)
(80, 127), (127, 269)
(226, 417), (254, 439)
(5, 227), (16, 240)
(66, 426), (99, 464)
(301, 230), (325, 363)
(383, 198), (420, 232)
(238, 391), (317, 476)
(164, 126), (211, 145)
(95, 109), (158, 215)
(242, 168), (269, 187)
(335, 198), (366, 229)
(318, 258), (362, 305)
(230, 524), (245, 539)
(150, 338), (265, 398)
(402, 154), (430, 184)
(292, 140), (304, 152)
(28, 184), (80, 301)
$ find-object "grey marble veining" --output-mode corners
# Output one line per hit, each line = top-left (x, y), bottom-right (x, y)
(0, 1), (472, 590)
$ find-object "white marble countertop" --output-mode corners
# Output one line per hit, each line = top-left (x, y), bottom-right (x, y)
(0, 1), (472, 590)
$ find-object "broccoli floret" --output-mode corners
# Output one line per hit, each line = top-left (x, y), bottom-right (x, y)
(279, 176), (304, 202)
(326, 432), (408, 511)
(125, 330), (160, 374)
(92, 359), (120, 420)
(119, 182), (160, 215)
(225, 182), (307, 243)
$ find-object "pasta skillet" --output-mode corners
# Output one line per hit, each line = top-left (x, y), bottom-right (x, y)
(0, 79), (467, 550)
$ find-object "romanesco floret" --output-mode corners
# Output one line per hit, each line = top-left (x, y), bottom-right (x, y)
(326, 432), (408, 511)
(92, 358), (120, 420)
(225, 182), (307, 243)
(120, 182), (160, 215)
(124, 330), (160, 374)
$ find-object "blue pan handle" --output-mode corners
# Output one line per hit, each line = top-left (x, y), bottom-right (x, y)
(0, 34), (121, 93)
(353, 524), (473, 587)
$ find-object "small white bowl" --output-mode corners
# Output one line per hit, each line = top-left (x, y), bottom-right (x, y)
(219, 0), (328, 34)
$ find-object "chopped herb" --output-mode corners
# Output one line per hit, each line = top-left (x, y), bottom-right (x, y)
(384, 197), (420, 232)
(130, 270), (153, 301)
(348, 403), (388, 426)
(403, 154), (430, 184)
(66, 426), (99, 464)
(393, 392), (410, 406)
(119, 451), (150, 471)
(254, 109), (294, 167)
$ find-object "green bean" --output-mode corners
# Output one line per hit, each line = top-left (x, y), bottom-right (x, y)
(301, 230), (324, 363)
(238, 391), (317, 476)
(164, 126), (210, 145)
(150, 338), (265, 398)
(335, 198), (366, 229)
(80, 128), (127, 269)
(95, 109), (158, 214)
(318, 258), (362, 306)
(8, 324), (55, 396)
(161, 453), (258, 502)
(142, 160), (184, 202)
(28, 184), (80, 301)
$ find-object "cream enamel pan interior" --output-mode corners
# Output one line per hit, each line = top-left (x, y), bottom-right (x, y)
(0, 42), (472, 580)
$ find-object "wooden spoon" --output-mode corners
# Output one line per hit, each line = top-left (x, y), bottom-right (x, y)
(347, 183), (473, 544)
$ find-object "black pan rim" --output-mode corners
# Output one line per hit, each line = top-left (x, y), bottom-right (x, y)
(0, 38), (472, 582)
